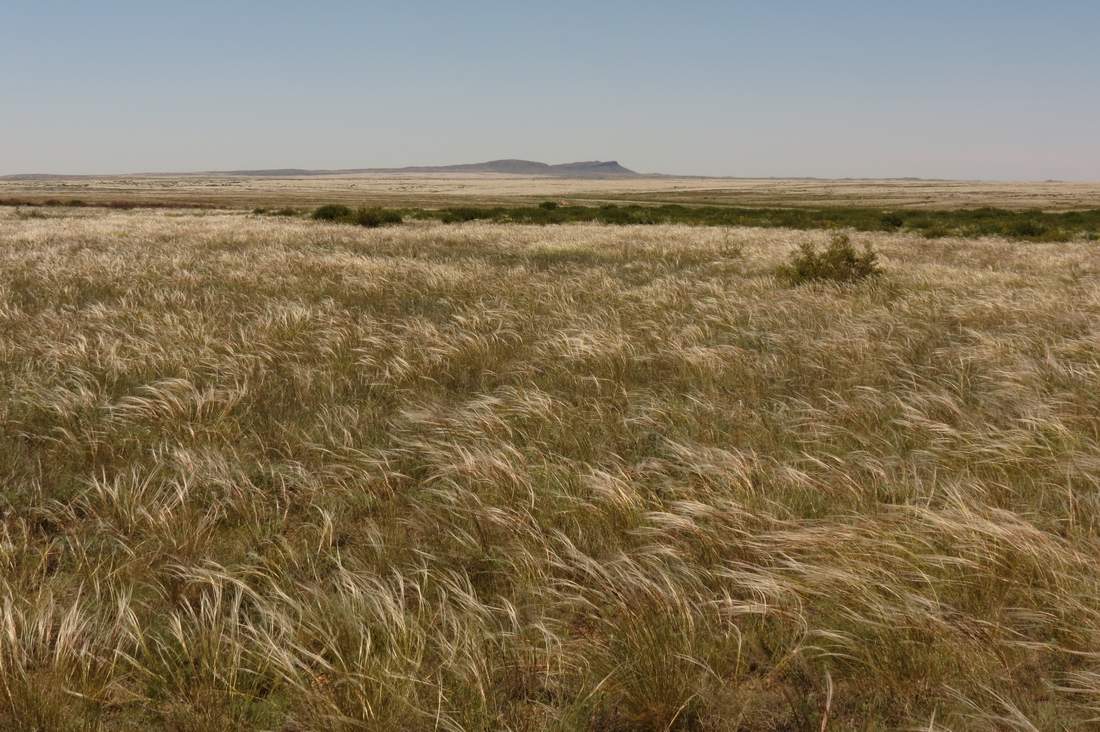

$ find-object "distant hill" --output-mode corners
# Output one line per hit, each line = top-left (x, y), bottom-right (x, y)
(219, 159), (639, 178)
(0, 160), (642, 180)
(375, 160), (638, 177)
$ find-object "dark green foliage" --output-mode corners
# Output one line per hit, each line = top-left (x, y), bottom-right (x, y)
(440, 207), (488, 223)
(921, 225), (952, 239)
(309, 204), (402, 227)
(353, 207), (403, 228)
(880, 213), (904, 230)
(777, 233), (881, 285)
(416, 203), (1100, 241)
(311, 204), (352, 221)
(1008, 220), (1046, 238)
(5, 197), (1096, 242)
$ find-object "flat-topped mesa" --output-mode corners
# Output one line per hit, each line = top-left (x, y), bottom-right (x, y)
(1, 159), (643, 179)
(373, 159), (640, 177)
(548, 160), (637, 176)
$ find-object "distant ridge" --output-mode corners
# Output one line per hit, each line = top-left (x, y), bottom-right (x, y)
(361, 159), (639, 177)
(0, 160), (641, 180)
(212, 159), (640, 178)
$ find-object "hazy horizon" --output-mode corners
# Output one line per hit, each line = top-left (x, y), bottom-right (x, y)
(4, 1), (1099, 181)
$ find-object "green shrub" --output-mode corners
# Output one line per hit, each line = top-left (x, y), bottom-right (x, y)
(921, 226), (951, 239)
(312, 204), (352, 221)
(777, 233), (881, 285)
(308, 204), (402, 227)
(1035, 227), (1071, 242)
(539, 201), (559, 210)
(252, 207), (268, 215)
(440, 207), (490, 223)
(1008, 220), (1045, 238)
(274, 207), (299, 217)
(880, 213), (904, 230)
(353, 207), (403, 228)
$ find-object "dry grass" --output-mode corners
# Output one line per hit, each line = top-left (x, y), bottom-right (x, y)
(3, 173), (1100, 210)
(2, 207), (1100, 729)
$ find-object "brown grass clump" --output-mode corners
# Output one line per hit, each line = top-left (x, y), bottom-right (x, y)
(2, 207), (1100, 729)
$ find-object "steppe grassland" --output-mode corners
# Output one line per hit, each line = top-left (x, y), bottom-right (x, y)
(2, 207), (1100, 729)
(5, 173), (1100, 209)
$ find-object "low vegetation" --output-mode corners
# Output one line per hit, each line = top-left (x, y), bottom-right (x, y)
(419, 203), (1100, 241)
(777, 232), (881, 284)
(6, 198), (1100, 241)
(311, 204), (403, 227)
(303, 201), (1100, 241)
(2, 209), (1100, 729)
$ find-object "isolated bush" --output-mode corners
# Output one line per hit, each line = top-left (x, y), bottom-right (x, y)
(353, 207), (403, 228)
(880, 213), (904, 230)
(309, 204), (401, 227)
(778, 233), (880, 285)
(440, 207), (489, 223)
(921, 226), (951, 239)
(312, 204), (352, 221)
(1008, 220), (1045, 238)
(1034, 227), (1071, 242)
(720, 233), (744, 259)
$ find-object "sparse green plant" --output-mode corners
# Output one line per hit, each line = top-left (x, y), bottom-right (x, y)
(777, 232), (880, 284)
(720, 231), (744, 259)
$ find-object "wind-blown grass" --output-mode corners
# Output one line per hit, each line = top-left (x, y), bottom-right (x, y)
(1, 208), (1100, 729)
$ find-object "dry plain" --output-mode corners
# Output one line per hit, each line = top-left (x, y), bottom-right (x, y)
(5, 173), (1100, 210)
(2, 191), (1100, 729)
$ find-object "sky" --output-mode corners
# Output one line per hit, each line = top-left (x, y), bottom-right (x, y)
(2, 1), (1099, 180)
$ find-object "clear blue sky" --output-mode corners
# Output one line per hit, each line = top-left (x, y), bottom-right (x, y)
(3, 1), (1098, 179)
